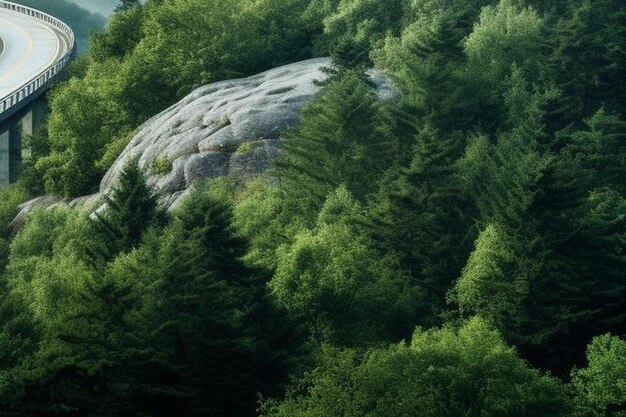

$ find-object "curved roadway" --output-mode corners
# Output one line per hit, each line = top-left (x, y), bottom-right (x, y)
(0, 7), (70, 102)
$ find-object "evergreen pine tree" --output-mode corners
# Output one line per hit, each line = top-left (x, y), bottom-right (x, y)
(520, 110), (626, 373)
(372, 0), (493, 132)
(101, 190), (297, 416)
(550, 0), (626, 127)
(92, 157), (162, 261)
(275, 70), (399, 226)
(455, 103), (626, 375)
(367, 121), (470, 324)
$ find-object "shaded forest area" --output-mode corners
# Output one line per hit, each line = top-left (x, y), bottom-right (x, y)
(0, 0), (624, 416)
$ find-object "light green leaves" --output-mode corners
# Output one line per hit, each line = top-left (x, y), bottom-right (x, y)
(465, 0), (545, 84)
(573, 334), (626, 416)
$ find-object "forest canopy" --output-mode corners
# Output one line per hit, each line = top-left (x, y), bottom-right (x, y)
(0, 0), (624, 416)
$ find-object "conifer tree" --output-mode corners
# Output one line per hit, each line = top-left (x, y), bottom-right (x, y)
(372, 0), (493, 132)
(455, 102), (626, 374)
(322, 0), (408, 68)
(0, 278), (40, 413)
(97, 190), (297, 416)
(551, 0), (626, 126)
(366, 121), (470, 324)
(92, 157), (162, 260)
(276, 70), (399, 226)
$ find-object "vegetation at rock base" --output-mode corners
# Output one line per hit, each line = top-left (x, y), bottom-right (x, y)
(0, 0), (624, 415)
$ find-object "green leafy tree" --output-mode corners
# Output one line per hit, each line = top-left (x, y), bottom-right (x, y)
(0, 170), (29, 263)
(464, 0), (546, 86)
(462, 0), (548, 131)
(261, 318), (572, 417)
(271, 186), (416, 344)
(233, 177), (298, 271)
(37, 59), (132, 196)
(573, 334), (626, 417)
(321, 0), (408, 67)
(91, 4), (144, 61)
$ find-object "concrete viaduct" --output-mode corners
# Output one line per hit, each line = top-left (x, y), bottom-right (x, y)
(0, 1), (75, 186)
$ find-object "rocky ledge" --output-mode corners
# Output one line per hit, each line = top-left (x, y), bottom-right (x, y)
(10, 57), (398, 231)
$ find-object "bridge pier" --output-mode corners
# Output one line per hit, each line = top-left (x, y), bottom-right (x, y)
(0, 124), (17, 185)
(0, 100), (46, 186)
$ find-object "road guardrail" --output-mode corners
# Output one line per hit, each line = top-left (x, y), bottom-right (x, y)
(0, 0), (75, 123)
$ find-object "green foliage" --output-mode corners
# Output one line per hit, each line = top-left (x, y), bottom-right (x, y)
(33, 0), (320, 197)
(462, 0), (549, 131)
(454, 89), (625, 374)
(237, 71), (405, 274)
(76, 192), (284, 416)
(559, 109), (626, 194)
(233, 177), (295, 271)
(271, 186), (416, 344)
(117, 0), (316, 123)
(92, 158), (162, 259)
(20, 122), (51, 195)
(1, 0), (624, 412)
(573, 334), (626, 417)
(5, 208), (94, 319)
(151, 154), (172, 175)
(366, 121), (470, 325)
(551, 0), (626, 124)
(0, 183), (29, 236)
(90, 4), (144, 61)
(0, 186), (300, 416)
(451, 224), (530, 333)
(261, 318), (572, 417)
(276, 70), (399, 224)
(371, 0), (493, 130)
(464, 0), (546, 85)
(321, 0), (408, 67)
(37, 59), (132, 196)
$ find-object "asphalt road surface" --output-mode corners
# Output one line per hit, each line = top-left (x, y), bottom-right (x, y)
(0, 8), (69, 101)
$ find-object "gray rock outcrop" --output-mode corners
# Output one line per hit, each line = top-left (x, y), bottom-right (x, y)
(10, 58), (399, 230)
(101, 57), (335, 209)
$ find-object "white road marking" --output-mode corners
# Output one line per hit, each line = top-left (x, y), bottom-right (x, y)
(0, 8), (68, 101)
